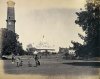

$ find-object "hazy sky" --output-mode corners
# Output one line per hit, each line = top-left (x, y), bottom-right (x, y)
(0, 0), (86, 51)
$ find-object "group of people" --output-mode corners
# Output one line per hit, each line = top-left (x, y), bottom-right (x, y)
(11, 54), (40, 67)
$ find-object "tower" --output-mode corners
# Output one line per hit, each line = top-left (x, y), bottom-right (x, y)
(6, 0), (16, 33)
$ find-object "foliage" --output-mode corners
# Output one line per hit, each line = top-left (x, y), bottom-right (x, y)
(2, 29), (24, 55)
(71, 2), (100, 57)
(2, 30), (17, 55)
(15, 42), (25, 55)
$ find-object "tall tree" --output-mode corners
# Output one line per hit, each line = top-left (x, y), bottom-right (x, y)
(72, 0), (100, 57)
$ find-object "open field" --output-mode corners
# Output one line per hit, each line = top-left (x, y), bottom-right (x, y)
(0, 56), (100, 79)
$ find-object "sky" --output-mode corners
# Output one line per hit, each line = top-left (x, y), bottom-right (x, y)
(0, 0), (86, 51)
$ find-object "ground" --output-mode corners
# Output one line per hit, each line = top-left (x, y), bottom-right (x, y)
(0, 55), (100, 79)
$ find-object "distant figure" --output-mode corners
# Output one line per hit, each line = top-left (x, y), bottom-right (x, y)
(12, 53), (15, 63)
(40, 56), (41, 59)
(28, 57), (32, 67)
(19, 57), (23, 66)
(16, 57), (20, 67)
(34, 55), (40, 67)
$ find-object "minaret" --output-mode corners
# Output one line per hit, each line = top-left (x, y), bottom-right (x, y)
(6, 0), (16, 33)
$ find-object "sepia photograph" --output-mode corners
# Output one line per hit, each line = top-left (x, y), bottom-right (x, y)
(0, 0), (100, 79)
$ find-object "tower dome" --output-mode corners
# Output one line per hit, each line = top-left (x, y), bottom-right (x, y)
(7, 0), (15, 7)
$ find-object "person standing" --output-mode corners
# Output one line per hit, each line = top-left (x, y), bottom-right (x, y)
(28, 57), (32, 67)
(16, 57), (20, 67)
(12, 53), (15, 63)
(19, 57), (23, 66)
(34, 55), (40, 67)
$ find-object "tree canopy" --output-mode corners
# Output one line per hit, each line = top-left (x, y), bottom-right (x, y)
(2, 29), (24, 55)
(71, 1), (100, 58)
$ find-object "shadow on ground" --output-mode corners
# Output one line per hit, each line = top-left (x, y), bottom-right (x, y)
(63, 61), (100, 68)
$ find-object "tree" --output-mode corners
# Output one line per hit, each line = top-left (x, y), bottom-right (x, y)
(2, 29), (17, 55)
(72, 0), (100, 57)
(2, 29), (24, 55)
(15, 42), (25, 55)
